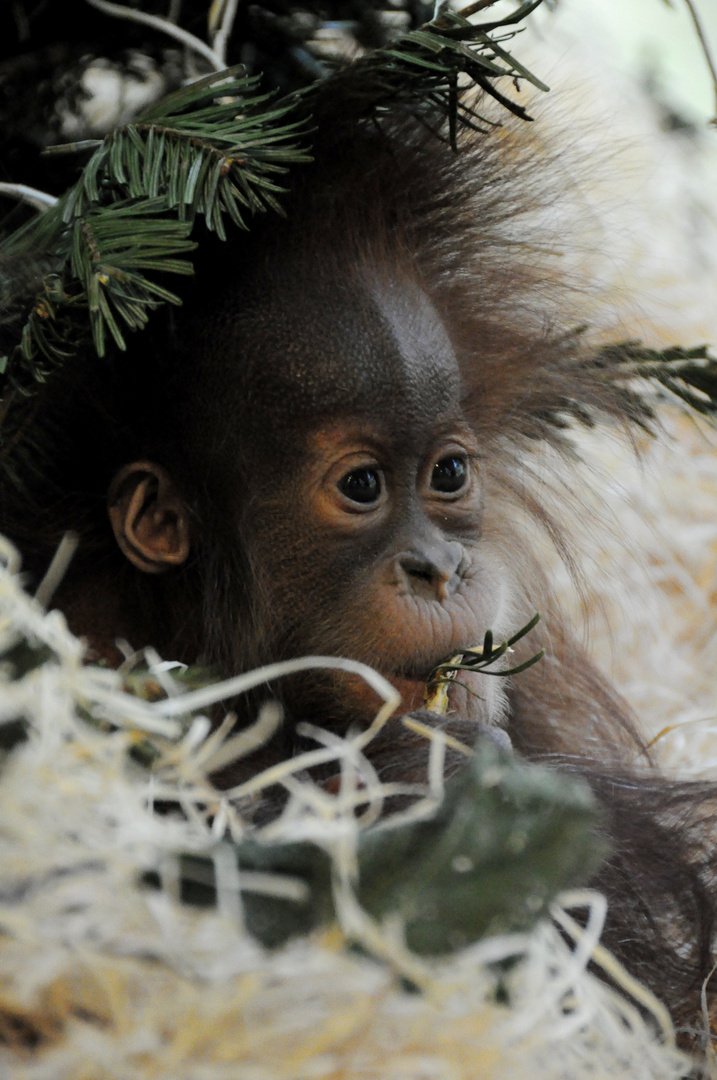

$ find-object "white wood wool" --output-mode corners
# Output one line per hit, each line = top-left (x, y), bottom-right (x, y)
(513, 6), (717, 774)
(0, 538), (690, 1080)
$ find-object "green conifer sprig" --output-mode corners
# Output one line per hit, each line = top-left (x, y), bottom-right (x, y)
(4, 0), (717, 432)
(64, 70), (310, 234)
(0, 3), (551, 401)
(3, 202), (195, 388)
(301, 0), (549, 145)
(596, 342), (717, 422)
(69, 199), (197, 356)
(0, 69), (310, 390)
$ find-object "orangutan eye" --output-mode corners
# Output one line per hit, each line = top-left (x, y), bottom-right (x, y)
(338, 467), (382, 504)
(431, 455), (468, 494)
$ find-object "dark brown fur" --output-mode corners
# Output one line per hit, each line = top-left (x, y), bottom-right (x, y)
(1, 108), (716, 1046)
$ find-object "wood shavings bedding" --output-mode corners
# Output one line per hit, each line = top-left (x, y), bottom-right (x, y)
(542, 410), (717, 777)
(0, 538), (690, 1080)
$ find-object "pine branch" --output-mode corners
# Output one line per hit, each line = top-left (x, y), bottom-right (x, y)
(597, 342), (717, 420)
(66, 69), (311, 235)
(1, 1), (548, 397)
(1, 203), (195, 386)
(0, 69), (311, 384)
(299, 0), (549, 144)
(69, 199), (196, 355)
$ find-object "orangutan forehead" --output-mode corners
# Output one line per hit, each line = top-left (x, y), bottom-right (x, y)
(213, 262), (463, 435)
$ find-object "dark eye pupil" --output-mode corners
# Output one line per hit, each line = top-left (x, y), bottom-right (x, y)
(339, 468), (381, 504)
(432, 456), (467, 493)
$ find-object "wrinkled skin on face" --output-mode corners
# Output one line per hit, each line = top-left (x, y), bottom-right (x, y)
(226, 272), (515, 728)
(106, 264), (515, 733)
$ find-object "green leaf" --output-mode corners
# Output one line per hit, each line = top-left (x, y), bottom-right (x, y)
(357, 740), (604, 954)
(171, 736), (605, 955)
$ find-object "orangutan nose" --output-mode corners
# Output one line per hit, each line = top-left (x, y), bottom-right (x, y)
(395, 540), (467, 600)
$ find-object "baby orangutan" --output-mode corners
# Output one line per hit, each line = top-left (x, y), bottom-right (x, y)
(2, 112), (717, 1041)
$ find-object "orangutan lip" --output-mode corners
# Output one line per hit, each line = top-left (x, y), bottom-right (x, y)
(393, 652), (471, 683)
(391, 663), (454, 685)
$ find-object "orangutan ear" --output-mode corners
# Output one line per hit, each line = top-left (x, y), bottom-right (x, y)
(108, 462), (190, 573)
